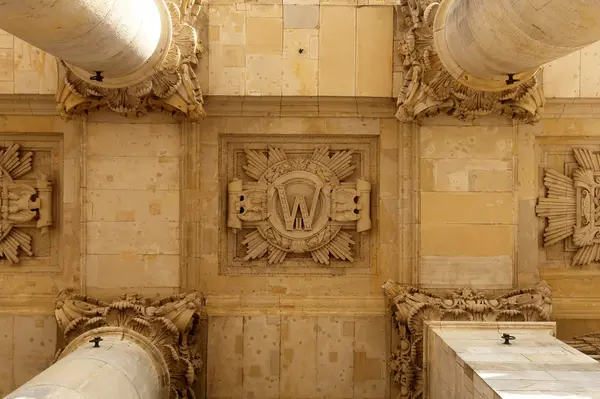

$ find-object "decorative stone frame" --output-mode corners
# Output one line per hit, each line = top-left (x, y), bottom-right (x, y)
(220, 136), (378, 276)
(0, 116), (82, 315)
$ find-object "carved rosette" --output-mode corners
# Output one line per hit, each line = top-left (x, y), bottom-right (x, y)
(54, 290), (205, 399)
(0, 144), (53, 264)
(382, 280), (552, 399)
(227, 146), (372, 266)
(395, 0), (544, 123)
(536, 148), (600, 266)
(56, 0), (205, 122)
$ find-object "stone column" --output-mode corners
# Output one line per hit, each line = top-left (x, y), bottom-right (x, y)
(0, 0), (206, 121)
(0, 0), (169, 79)
(434, 0), (600, 91)
(3, 290), (204, 399)
(381, 279), (552, 399)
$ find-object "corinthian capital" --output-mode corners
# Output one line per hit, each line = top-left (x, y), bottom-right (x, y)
(54, 289), (205, 398)
(395, 0), (545, 124)
(382, 280), (552, 399)
(56, 0), (206, 122)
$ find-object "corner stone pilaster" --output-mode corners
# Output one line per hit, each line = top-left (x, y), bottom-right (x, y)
(381, 280), (553, 399)
(394, 0), (545, 124)
(54, 290), (205, 398)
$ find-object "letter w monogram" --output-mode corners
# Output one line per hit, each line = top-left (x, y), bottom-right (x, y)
(276, 184), (322, 231)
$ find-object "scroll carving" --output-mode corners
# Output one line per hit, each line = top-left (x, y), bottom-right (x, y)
(227, 146), (372, 265)
(536, 148), (600, 266)
(0, 144), (53, 263)
(382, 280), (552, 399)
(56, 0), (205, 122)
(395, 0), (544, 123)
(54, 290), (205, 398)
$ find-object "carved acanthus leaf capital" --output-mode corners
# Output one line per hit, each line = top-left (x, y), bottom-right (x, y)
(56, 0), (205, 122)
(382, 280), (552, 399)
(54, 290), (205, 399)
(394, 0), (545, 124)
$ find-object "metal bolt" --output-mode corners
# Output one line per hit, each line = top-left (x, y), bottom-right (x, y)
(501, 333), (515, 345)
(89, 337), (103, 348)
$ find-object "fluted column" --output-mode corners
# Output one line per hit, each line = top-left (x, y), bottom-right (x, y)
(434, 0), (600, 91)
(3, 290), (204, 399)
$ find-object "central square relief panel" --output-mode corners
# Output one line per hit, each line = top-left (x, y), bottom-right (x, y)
(219, 135), (379, 276)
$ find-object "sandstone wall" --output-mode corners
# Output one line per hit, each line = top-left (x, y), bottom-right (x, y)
(0, 2), (600, 398)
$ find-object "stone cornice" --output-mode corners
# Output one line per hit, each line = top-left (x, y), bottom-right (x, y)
(205, 295), (387, 316)
(3, 94), (600, 120)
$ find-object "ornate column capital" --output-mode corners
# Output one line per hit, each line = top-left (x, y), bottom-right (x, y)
(56, 0), (206, 122)
(54, 289), (205, 399)
(394, 0), (545, 124)
(381, 280), (552, 399)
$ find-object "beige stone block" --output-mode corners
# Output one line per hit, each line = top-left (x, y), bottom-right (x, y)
(0, 355), (12, 398)
(0, 81), (13, 94)
(421, 159), (512, 192)
(246, 17), (283, 54)
(317, 316), (355, 397)
(208, 65), (246, 95)
(581, 41), (600, 97)
(419, 256), (513, 288)
(0, 33), (12, 49)
(247, 4), (283, 17)
(221, 44), (246, 67)
(356, 6), (393, 96)
(283, 5), (319, 28)
(87, 190), (179, 223)
(207, 316), (244, 398)
(86, 123), (181, 157)
(282, 58), (318, 95)
(543, 50), (581, 98)
(283, 0), (319, 4)
(0, 317), (12, 359)
(420, 126), (513, 159)
(469, 169), (513, 192)
(246, 55), (283, 95)
(354, 317), (387, 398)
(85, 254), (180, 288)
(0, 49), (13, 82)
(13, 39), (57, 94)
(319, 6), (356, 96)
(421, 192), (514, 224)
(280, 316), (318, 398)
(243, 316), (280, 398)
(420, 225), (513, 257)
(86, 222), (179, 255)
(13, 316), (56, 387)
(87, 157), (180, 190)
(209, 5), (246, 45)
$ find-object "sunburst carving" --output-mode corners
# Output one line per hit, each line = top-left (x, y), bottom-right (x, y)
(536, 148), (600, 266)
(227, 146), (372, 266)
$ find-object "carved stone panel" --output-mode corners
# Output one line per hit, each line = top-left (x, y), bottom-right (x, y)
(0, 138), (59, 270)
(219, 136), (378, 276)
(536, 144), (600, 268)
